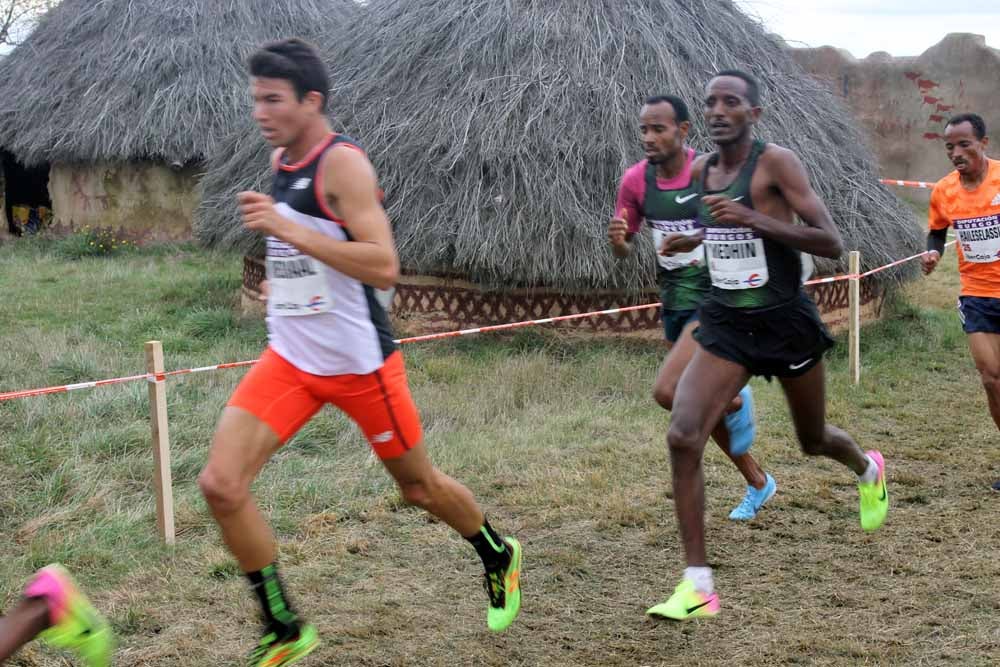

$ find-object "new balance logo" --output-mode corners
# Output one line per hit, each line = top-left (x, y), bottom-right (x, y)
(290, 178), (312, 190)
(991, 192), (1000, 206)
(675, 193), (699, 204)
(371, 431), (394, 444)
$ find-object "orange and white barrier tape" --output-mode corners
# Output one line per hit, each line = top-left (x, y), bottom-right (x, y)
(881, 178), (937, 189)
(0, 241), (958, 403)
(393, 303), (660, 345)
(804, 274), (857, 285)
(861, 241), (955, 278)
(0, 362), (257, 402)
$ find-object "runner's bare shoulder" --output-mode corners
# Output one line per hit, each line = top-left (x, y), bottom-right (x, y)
(757, 144), (815, 189)
(691, 153), (712, 179)
(758, 143), (802, 172)
(321, 143), (376, 190)
(317, 142), (379, 215)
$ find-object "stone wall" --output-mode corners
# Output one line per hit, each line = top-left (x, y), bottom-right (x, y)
(47, 162), (199, 240)
(792, 33), (1000, 203)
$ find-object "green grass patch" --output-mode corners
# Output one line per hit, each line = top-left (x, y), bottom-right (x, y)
(0, 238), (996, 666)
(52, 227), (139, 260)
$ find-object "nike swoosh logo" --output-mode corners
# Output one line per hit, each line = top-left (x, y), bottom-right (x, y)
(675, 193), (699, 204)
(732, 196), (744, 202)
(789, 358), (812, 370)
(879, 483), (886, 502)
(685, 600), (712, 614)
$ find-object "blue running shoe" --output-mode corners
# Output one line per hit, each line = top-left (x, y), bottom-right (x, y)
(724, 385), (755, 456)
(729, 473), (776, 521)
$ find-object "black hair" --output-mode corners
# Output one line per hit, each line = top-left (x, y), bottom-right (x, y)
(248, 38), (329, 111)
(945, 113), (986, 140)
(713, 69), (760, 106)
(643, 95), (690, 123)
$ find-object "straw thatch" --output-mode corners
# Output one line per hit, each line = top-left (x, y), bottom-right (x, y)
(0, 0), (358, 167)
(197, 0), (921, 291)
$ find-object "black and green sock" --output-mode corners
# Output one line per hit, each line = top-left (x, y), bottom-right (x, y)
(246, 563), (300, 640)
(465, 519), (511, 572)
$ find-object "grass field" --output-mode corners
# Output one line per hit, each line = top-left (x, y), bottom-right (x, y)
(0, 236), (997, 666)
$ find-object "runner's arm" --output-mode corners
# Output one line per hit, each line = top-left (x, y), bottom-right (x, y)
(610, 170), (644, 257)
(659, 229), (705, 255)
(712, 147), (843, 258)
(609, 208), (635, 258)
(281, 146), (400, 289)
(926, 228), (947, 255)
(922, 187), (950, 274)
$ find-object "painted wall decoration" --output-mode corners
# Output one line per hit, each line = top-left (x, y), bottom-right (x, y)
(792, 33), (999, 189)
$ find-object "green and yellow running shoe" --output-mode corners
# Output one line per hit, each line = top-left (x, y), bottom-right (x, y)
(249, 624), (319, 667)
(858, 450), (889, 533)
(646, 578), (720, 621)
(484, 537), (522, 632)
(25, 564), (114, 667)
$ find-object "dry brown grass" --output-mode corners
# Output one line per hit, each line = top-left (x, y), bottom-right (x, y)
(1, 241), (998, 666)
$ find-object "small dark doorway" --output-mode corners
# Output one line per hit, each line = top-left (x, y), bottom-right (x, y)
(2, 150), (52, 236)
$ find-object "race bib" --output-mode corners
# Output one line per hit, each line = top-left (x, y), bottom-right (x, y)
(955, 214), (1000, 263)
(649, 218), (705, 270)
(266, 253), (333, 316)
(704, 227), (769, 290)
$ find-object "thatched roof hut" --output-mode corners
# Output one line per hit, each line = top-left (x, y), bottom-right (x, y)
(0, 0), (357, 239)
(199, 0), (920, 331)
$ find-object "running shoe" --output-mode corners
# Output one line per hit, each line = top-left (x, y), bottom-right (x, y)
(484, 537), (522, 632)
(729, 473), (777, 521)
(25, 564), (113, 667)
(249, 624), (319, 667)
(858, 450), (888, 532)
(646, 578), (720, 621)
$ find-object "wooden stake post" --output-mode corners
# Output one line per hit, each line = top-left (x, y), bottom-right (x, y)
(145, 341), (176, 545)
(848, 251), (861, 385)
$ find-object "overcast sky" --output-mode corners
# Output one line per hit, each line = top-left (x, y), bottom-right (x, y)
(735, 1), (999, 57)
(3, 3), (997, 60)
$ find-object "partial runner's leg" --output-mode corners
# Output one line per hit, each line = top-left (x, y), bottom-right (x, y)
(653, 322), (765, 489)
(667, 347), (749, 567)
(779, 362), (888, 532)
(777, 363), (867, 473)
(0, 598), (49, 662)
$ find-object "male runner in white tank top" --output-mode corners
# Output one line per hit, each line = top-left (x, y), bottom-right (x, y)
(197, 39), (523, 667)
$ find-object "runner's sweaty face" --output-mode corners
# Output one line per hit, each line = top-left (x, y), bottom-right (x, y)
(639, 102), (688, 165)
(944, 121), (989, 178)
(704, 76), (759, 146)
(251, 77), (318, 148)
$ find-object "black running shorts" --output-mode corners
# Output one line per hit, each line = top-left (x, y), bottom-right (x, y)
(693, 292), (834, 380)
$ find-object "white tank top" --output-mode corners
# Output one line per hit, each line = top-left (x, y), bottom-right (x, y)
(265, 134), (396, 376)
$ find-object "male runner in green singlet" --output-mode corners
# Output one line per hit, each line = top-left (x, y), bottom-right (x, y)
(646, 71), (889, 621)
(609, 95), (776, 521)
